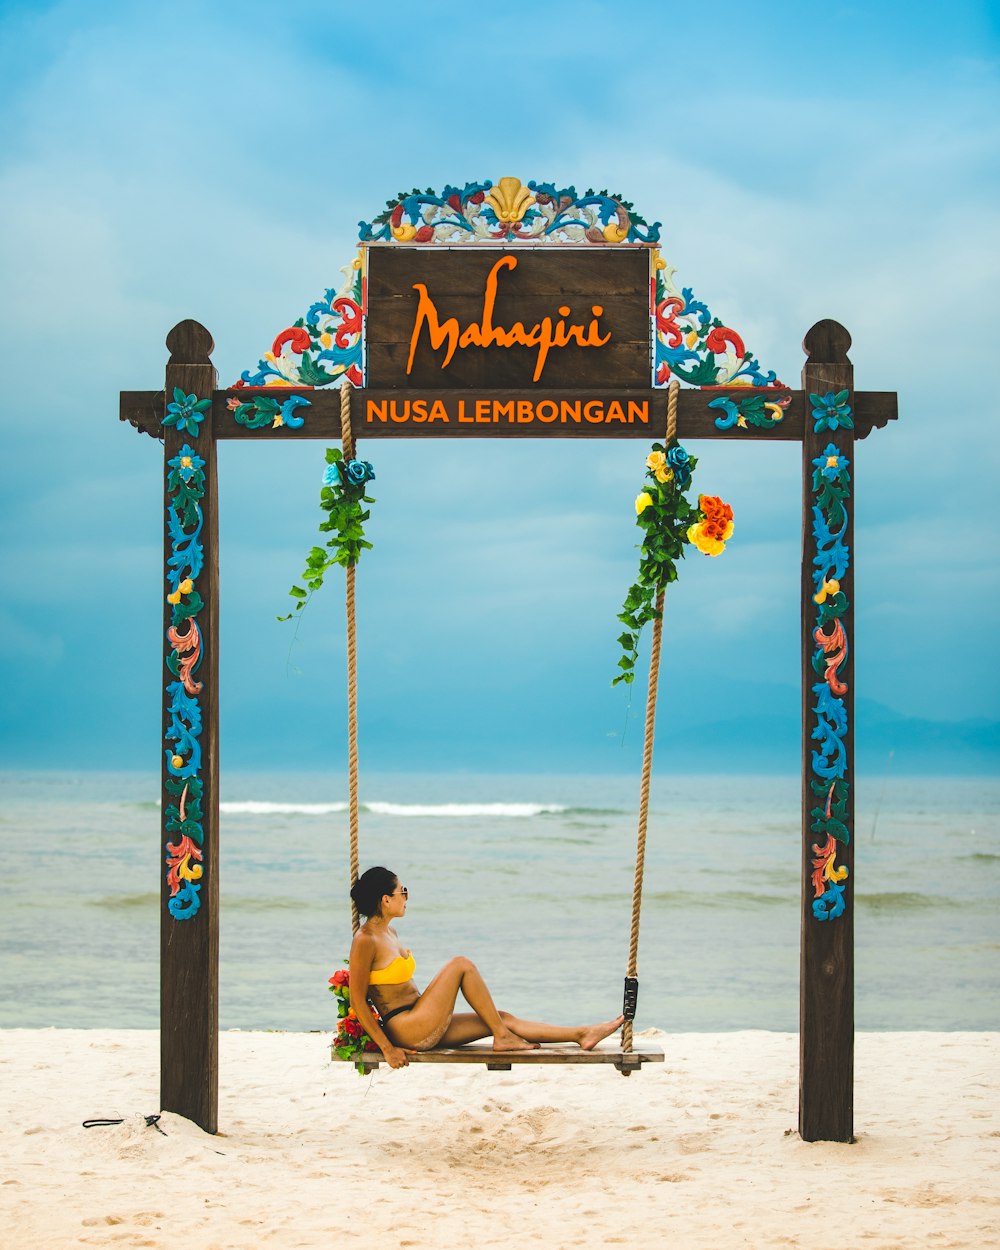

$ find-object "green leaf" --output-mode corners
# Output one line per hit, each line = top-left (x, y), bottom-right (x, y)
(298, 353), (338, 386)
(289, 585), (307, 599)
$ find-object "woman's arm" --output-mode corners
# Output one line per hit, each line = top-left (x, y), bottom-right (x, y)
(349, 934), (409, 1069)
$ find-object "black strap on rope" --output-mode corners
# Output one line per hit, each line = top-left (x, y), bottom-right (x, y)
(82, 1115), (167, 1136)
(623, 976), (639, 1022)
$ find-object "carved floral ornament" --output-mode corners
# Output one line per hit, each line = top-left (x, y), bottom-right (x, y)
(234, 176), (784, 397)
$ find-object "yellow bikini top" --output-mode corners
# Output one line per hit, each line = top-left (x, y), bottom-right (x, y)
(367, 950), (415, 986)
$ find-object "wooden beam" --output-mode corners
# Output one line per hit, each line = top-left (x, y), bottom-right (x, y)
(799, 319), (855, 1143)
(120, 385), (897, 442)
(160, 320), (219, 1134)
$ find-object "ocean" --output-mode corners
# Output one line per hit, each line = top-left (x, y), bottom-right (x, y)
(2, 771), (997, 1033)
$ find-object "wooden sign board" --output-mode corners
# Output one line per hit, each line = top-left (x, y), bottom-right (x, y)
(365, 247), (652, 390)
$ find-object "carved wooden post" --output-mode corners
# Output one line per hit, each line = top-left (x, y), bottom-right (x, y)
(799, 320), (855, 1142)
(160, 320), (219, 1133)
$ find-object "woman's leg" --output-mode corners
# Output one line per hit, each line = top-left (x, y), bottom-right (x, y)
(497, 1012), (625, 1050)
(388, 957), (537, 1052)
(440, 1010), (625, 1050)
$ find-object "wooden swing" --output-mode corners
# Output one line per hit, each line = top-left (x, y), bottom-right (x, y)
(335, 381), (676, 1077)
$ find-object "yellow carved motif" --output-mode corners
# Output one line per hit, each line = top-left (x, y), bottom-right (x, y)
(485, 177), (535, 224)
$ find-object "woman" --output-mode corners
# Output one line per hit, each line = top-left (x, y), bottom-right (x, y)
(348, 865), (624, 1070)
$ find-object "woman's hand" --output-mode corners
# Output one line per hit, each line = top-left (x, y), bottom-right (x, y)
(384, 1045), (409, 1070)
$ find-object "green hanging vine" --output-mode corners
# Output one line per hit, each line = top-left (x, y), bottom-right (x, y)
(279, 448), (376, 619)
(614, 441), (734, 685)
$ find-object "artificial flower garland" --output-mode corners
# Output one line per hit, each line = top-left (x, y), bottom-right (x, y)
(615, 439), (734, 684)
(280, 448), (376, 618)
(328, 966), (380, 1072)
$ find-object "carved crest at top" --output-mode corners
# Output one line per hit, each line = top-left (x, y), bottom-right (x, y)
(484, 177), (536, 225)
(359, 178), (661, 246)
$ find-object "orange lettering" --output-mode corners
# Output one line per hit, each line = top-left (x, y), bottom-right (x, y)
(407, 285), (460, 374)
(560, 401), (582, 423)
(367, 400), (389, 423)
(405, 256), (613, 381)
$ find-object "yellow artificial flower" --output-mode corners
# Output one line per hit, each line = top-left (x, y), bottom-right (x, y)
(687, 522), (726, 556)
(179, 578), (193, 595)
(645, 451), (674, 484)
(171, 754), (184, 770)
(635, 492), (654, 516)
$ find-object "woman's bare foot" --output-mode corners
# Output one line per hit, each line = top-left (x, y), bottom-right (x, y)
(579, 1015), (625, 1051)
(492, 1030), (540, 1053)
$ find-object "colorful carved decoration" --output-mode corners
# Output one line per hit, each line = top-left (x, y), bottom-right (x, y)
(226, 394), (310, 429)
(811, 390), (854, 432)
(359, 178), (660, 245)
(163, 388), (211, 437)
(708, 392), (791, 430)
(808, 442), (852, 921)
(163, 442), (206, 920)
(653, 252), (782, 390)
(237, 257), (364, 389)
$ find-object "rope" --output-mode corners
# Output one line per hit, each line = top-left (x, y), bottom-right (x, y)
(622, 380), (679, 1060)
(341, 379), (361, 934)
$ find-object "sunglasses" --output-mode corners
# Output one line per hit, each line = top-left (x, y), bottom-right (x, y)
(389, 887), (409, 898)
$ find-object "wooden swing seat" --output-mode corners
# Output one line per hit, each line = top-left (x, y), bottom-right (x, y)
(344, 1040), (664, 1074)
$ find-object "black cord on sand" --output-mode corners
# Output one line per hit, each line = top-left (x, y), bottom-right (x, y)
(82, 1115), (167, 1136)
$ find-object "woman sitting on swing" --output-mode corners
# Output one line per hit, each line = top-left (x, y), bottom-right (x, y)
(349, 866), (625, 1070)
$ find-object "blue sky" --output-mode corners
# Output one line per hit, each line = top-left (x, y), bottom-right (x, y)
(1, 0), (998, 775)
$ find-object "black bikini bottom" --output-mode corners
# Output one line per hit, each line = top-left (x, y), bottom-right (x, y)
(378, 1004), (413, 1028)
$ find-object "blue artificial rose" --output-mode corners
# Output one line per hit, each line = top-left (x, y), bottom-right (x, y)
(344, 459), (375, 484)
(323, 463), (341, 487)
(666, 442), (691, 488)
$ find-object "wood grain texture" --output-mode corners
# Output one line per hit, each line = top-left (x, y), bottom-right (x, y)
(161, 330), (219, 1136)
(349, 1042), (664, 1074)
(366, 247), (651, 389)
(799, 321), (855, 1144)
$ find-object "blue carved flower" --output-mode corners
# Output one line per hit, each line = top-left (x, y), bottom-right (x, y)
(323, 463), (341, 487)
(812, 444), (847, 480)
(164, 387), (211, 437)
(344, 459), (375, 485)
(666, 443), (691, 488)
(810, 390), (854, 433)
(170, 444), (205, 483)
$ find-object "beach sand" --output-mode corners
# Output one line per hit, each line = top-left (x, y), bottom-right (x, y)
(1, 1028), (997, 1249)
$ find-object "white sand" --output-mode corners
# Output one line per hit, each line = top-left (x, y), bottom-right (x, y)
(1, 1028), (997, 1249)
